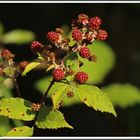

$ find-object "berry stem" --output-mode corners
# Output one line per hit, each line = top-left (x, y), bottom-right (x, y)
(13, 78), (21, 98)
(39, 78), (55, 105)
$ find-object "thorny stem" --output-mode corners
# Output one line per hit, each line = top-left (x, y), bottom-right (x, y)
(13, 78), (21, 98)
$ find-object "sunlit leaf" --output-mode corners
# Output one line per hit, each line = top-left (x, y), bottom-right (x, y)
(6, 126), (33, 137)
(0, 97), (35, 121)
(77, 84), (117, 117)
(36, 107), (73, 129)
(22, 62), (40, 76)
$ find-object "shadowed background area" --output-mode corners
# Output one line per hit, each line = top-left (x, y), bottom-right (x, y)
(0, 3), (140, 136)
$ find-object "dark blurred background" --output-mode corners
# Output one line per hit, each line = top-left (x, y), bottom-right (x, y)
(0, 3), (140, 136)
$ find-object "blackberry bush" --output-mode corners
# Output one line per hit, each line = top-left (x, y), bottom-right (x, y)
(0, 13), (116, 137)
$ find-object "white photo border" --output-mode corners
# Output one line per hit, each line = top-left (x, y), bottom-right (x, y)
(0, 1), (140, 139)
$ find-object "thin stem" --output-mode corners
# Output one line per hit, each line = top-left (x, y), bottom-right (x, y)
(13, 78), (21, 98)
(39, 78), (55, 105)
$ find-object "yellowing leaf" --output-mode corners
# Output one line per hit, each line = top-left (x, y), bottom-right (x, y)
(77, 85), (117, 117)
(22, 62), (40, 76)
(6, 126), (33, 137)
(0, 97), (35, 121)
(35, 107), (73, 129)
(102, 83), (140, 108)
(2, 29), (35, 45)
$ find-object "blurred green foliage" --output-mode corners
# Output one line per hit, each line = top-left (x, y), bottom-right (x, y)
(0, 21), (35, 45)
(2, 30), (35, 45)
(102, 83), (140, 108)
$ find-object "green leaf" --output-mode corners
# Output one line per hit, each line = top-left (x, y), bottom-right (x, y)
(50, 82), (80, 108)
(36, 107), (73, 129)
(0, 97), (35, 121)
(0, 22), (4, 36)
(77, 85), (117, 117)
(22, 62), (40, 76)
(0, 116), (12, 136)
(102, 83), (140, 108)
(2, 29), (35, 45)
(79, 41), (116, 84)
(6, 126), (33, 137)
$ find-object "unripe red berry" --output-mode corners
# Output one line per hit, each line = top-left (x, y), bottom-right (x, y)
(47, 31), (59, 43)
(79, 46), (91, 58)
(0, 67), (4, 76)
(96, 29), (108, 41)
(75, 71), (88, 84)
(19, 61), (29, 71)
(1, 49), (15, 60)
(31, 41), (43, 52)
(89, 16), (102, 30)
(53, 68), (65, 81)
(72, 29), (82, 41)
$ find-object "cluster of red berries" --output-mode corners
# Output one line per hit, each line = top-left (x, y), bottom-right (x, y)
(28, 14), (108, 84)
(70, 14), (108, 63)
(0, 13), (108, 86)
(71, 14), (108, 42)
(52, 68), (88, 84)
